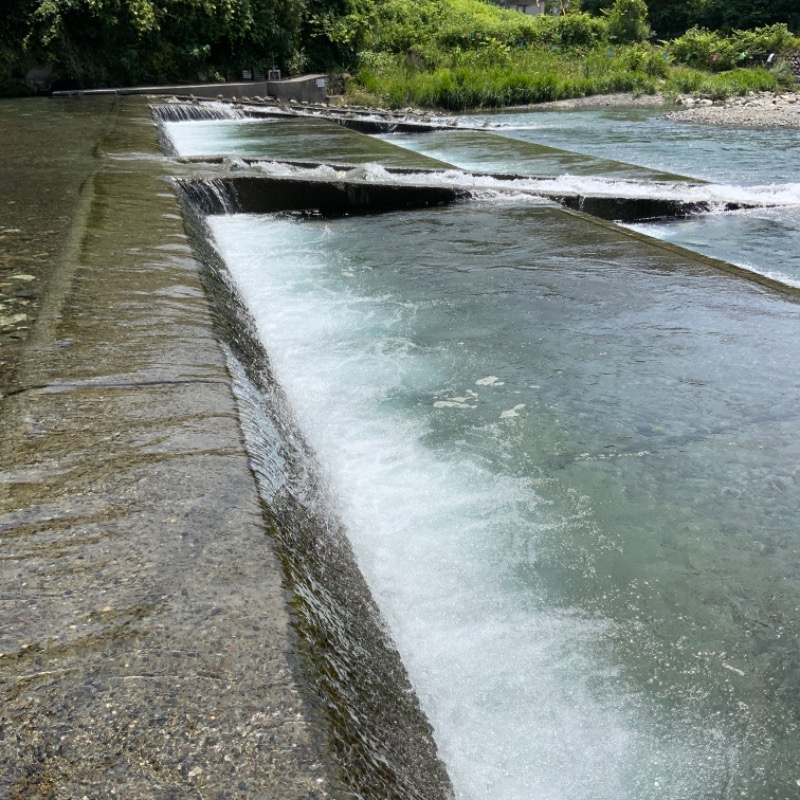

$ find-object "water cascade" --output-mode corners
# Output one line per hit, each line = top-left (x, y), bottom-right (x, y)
(151, 102), (249, 122)
(177, 196), (454, 799)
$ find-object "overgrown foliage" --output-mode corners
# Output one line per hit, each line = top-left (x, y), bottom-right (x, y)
(0, 0), (799, 97)
(603, 0), (649, 44)
(351, 43), (669, 109)
(4, 0), (309, 91)
(668, 24), (798, 71)
(349, 40), (793, 110)
(584, 0), (800, 40)
(343, 0), (797, 110)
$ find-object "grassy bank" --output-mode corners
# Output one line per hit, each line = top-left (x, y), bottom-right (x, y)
(346, 46), (787, 109)
(334, 0), (798, 110)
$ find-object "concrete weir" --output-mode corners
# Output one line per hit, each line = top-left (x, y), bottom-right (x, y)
(174, 156), (752, 224)
(4, 93), (794, 800)
(179, 173), (466, 216)
(178, 168), (741, 223)
(0, 96), (452, 799)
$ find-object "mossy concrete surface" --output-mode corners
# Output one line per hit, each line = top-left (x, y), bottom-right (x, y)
(0, 97), (335, 798)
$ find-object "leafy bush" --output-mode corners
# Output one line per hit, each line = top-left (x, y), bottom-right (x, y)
(669, 23), (800, 71)
(351, 40), (669, 110)
(604, 0), (649, 44)
(624, 43), (670, 76)
(665, 64), (780, 96)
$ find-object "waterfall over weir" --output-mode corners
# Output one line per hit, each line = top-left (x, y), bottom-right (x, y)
(178, 195), (455, 800)
(152, 102), (246, 122)
(164, 105), (800, 800)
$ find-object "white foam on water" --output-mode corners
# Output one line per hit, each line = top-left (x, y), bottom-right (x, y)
(208, 212), (743, 800)
(254, 161), (346, 180)
(242, 158), (800, 208)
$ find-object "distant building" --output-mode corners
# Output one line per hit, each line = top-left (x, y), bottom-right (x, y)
(495, 0), (564, 15)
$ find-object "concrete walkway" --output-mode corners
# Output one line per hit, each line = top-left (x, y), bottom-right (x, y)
(1, 97), (335, 798)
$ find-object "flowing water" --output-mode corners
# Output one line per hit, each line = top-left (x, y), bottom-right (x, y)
(166, 108), (800, 800)
(379, 108), (800, 286)
(165, 116), (451, 167)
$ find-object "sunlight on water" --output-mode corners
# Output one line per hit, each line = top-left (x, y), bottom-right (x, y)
(207, 205), (800, 800)
(379, 110), (800, 285)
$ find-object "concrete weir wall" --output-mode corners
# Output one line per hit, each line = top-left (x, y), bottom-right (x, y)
(0, 97), (333, 798)
(2, 94), (453, 800)
(53, 74), (329, 104)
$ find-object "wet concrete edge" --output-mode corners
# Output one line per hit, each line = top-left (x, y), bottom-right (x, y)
(560, 206), (800, 299)
(0, 95), (339, 798)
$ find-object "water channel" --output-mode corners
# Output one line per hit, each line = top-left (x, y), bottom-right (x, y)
(168, 106), (797, 800)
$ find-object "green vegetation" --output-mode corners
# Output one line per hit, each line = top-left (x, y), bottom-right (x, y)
(2, 0), (313, 93)
(341, 1), (798, 109)
(585, 0), (800, 40)
(0, 0), (798, 103)
(668, 24), (797, 71)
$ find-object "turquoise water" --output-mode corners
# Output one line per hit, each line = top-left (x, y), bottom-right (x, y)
(168, 110), (800, 800)
(380, 108), (800, 285)
(165, 116), (447, 167)
(466, 107), (799, 185)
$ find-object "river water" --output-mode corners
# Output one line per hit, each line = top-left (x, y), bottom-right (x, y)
(378, 108), (800, 287)
(166, 108), (800, 800)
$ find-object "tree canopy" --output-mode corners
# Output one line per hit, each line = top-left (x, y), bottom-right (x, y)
(584, 0), (800, 39)
(1, 0), (798, 94)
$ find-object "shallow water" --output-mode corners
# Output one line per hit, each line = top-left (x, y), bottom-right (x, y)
(167, 109), (800, 800)
(164, 116), (448, 167)
(380, 108), (800, 285)
(472, 107), (800, 185)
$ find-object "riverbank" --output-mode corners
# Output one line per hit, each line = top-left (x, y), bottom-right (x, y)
(666, 90), (800, 128)
(486, 89), (800, 128)
(510, 90), (800, 128)
(199, 86), (800, 131)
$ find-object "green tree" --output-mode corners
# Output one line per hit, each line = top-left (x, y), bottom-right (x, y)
(591, 0), (800, 37)
(19, 0), (309, 88)
(697, 0), (800, 34)
(604, 0), (649, 43)
(645, 0), (704, 38)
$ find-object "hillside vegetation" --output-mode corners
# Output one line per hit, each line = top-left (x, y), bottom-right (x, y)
(1, 0), (798, 105)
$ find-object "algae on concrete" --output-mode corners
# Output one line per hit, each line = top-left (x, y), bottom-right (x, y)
(1, 96), (336, 799)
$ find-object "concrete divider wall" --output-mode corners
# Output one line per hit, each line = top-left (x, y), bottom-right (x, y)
(266, 75), (328, 104)
(0, 95), (337, 798)
(53, 74), (329, 103)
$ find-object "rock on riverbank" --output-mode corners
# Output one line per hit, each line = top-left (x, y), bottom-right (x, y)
(666, 91), (800, 129)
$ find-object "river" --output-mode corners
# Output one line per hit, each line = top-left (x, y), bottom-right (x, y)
(165, 105), (800, 800)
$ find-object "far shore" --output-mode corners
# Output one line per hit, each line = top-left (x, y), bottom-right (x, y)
(506, 90), (800, 128)
(314, 88), (800, 129)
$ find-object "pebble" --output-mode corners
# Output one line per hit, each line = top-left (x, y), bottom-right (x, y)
(667, 91), (800, 128)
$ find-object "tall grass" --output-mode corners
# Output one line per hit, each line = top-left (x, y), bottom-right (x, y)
(667, 66), (784, 99)
(351, 44), (673, 109)
(347, 42), (791, 110)
(339, 0), (796, 111)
